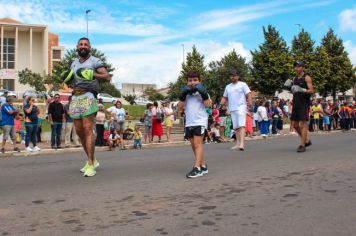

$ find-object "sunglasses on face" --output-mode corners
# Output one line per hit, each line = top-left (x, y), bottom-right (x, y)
(55, 97), (60, 99)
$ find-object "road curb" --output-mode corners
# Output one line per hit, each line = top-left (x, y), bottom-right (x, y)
(1, 129), (354, 158)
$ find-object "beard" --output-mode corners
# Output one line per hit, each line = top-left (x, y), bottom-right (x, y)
(77, 48), (90, 58)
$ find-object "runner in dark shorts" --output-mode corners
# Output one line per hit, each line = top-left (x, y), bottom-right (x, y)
(285, 61), (314, 152)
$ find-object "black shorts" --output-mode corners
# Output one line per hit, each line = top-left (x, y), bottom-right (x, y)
(291, 108), (309, 121)
(184, 126), (205, 139)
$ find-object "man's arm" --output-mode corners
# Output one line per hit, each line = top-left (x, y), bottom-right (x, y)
(220, 97), (228, 106)
(305, 75), (314, 94)
(95, 67), (110, 81)
(246, 92), (252, 107)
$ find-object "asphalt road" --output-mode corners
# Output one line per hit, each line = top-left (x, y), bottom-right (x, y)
(0, 132), (356, 236)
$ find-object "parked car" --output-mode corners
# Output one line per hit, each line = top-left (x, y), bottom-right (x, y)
(97, 93), (119, 103)
(22, 90), (49, 99)
(0, 89), (17, 98)
(134, 97), (152, 105)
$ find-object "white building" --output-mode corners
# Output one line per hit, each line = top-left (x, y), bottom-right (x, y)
(0, 18), (64, 94)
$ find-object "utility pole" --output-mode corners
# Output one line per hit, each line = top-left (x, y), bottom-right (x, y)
(86, 10), (91, 38)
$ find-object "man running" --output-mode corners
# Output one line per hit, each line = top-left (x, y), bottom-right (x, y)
(289, 61), (314, 152)
(68, 37), (110, 177)
(220, 69), (251, 151)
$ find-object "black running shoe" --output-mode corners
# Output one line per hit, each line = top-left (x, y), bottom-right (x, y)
(1, 148), (4, 153)
(201, 165), (208, 175)
(186, 167), (203, 178)
(297, 145), (306, 152)
(13, 147), (20, 152)
(305, 140), (312, 147)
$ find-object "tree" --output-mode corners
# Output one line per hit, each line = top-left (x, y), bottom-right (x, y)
(320, 28), (356, 99)
(18, 68), (47, 92)
(205, 50), (251, 102)
(50, 48), (117, 94)
(250, 25), (293, 96)
(143, 87), (164, 101)
(291, 28), (315, 71)
(168, 46), (207, 100)
(123, 94), (137, 105)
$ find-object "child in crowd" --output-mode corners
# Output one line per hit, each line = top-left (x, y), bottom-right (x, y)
(14, 113), (25, 144)
(246, 106), (253, 138)
(178, 71), (211, 178)
(133, 126), (143, 149)
(108, 129), (121, 151)
(211, 123), (225, 143)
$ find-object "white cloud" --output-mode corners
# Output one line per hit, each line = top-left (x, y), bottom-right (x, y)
(0, 0), (169, 36)
(344, 40), (356, 65)
(103, 40), (251, 88)
(339, 7), (356, 32)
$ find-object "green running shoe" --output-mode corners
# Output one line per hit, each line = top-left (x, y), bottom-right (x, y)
(80, 160), (100, 173)
(83, 165), (96, 177)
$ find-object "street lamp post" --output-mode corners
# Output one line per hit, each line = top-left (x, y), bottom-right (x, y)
(86, 10), (91, 38)
(181, 44), (185, 64)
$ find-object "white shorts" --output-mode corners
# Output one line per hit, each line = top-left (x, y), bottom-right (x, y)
(231, 107), (247, 129)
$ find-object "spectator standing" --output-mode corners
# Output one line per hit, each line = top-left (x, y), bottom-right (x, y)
(271, 101), (279, 135)
(1, 96), (20, 153)
(151, 101), (163, 142)
(107, 101), (126, 140)
(143, 103), (153, 143)
(95, 104), (106, 146)
(246, 106), (254, 138)
(257, 100), (269, 137)
(64, 96), (79, 147)
(48, 94), (65, 149)
(163, 101), (174, 142)
(212, 104), (220, 124)
(23, 96), (41, 152)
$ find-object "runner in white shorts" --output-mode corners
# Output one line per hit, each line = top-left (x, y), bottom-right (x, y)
(220, 69), (251, 151)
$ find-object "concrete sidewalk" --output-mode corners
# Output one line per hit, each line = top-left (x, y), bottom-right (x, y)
(1, 127), (353, 158)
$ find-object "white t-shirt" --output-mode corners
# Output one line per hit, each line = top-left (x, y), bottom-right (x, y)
(223, 82), (251, 111)
(163, 107), (174, 121)
(184, 92), (208, 128)
(107, 106), (126, 121)
(257, 106), (268, 122)
(211, 127), (220, 137)
(109, 133), (120, 141)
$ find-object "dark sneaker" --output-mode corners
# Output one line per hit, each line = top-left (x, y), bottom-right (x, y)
(57, 146), (63, 149)
(201, 165), (208, 175)
(305, 140), (312, 147)
(13, 147), (20, 152)
(1, 148), (4, 153)
(297, 145), (306, 153)
(186, 167), (203, 178)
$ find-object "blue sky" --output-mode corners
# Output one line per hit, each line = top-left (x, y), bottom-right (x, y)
(0, 0), (355, 88)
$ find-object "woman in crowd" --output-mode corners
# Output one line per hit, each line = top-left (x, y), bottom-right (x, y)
(151, 101), (163, 142)
(23, 96), (41, 152)
(95, 104), (106, 146)
(163, 101), (174, 142)
(143, 103), (153, 143)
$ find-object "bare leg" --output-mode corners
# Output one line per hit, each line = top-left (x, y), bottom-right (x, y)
(191, 135), (205, 167)
(238, 127), (246, 148)
(299, 121), (308, 146)
(74, 115), (95, 165)
(74, 119), (89, 157)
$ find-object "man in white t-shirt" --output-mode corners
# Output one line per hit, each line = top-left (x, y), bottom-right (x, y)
(220, 69), (251, 151)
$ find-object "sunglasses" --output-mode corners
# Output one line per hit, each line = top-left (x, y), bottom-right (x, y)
(55, 97), (60, 99)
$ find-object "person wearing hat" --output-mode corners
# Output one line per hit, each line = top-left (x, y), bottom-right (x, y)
(289, 61), (314, 152)
(219, 69), (252, 151)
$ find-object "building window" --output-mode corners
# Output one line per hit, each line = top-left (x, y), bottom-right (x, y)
(52, 49), (61, 60)
(2, 79), (15, 91)
(2, 38), (15, 69)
